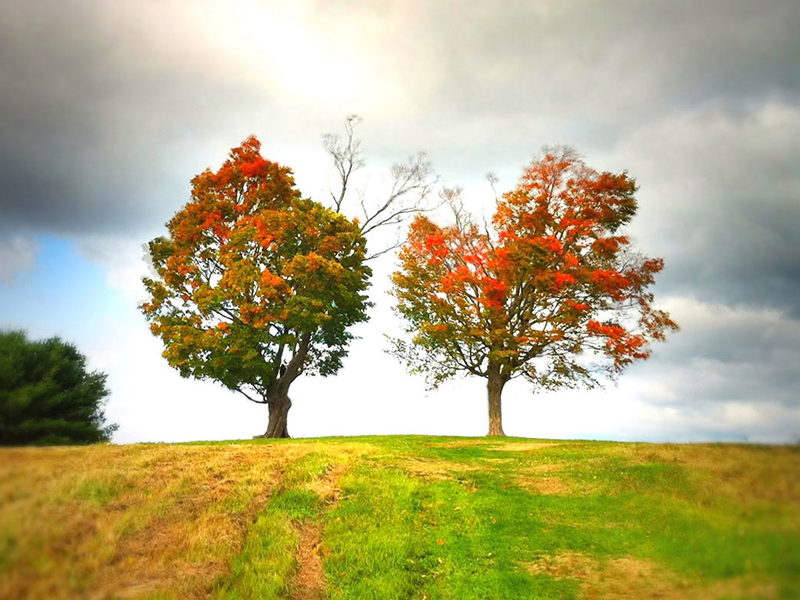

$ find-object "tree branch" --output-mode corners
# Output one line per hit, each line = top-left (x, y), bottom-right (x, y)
(324, 115), (439, 260)
(235, 386), (266, 404)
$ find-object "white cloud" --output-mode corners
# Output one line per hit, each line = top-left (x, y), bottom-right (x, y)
(0, 234), (37, 283)
(76, 235), (151, 305)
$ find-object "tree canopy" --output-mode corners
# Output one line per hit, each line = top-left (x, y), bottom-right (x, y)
(0, 330), (117, 445)
(391, 148), (678, 436)
(141, 137), (371, 437)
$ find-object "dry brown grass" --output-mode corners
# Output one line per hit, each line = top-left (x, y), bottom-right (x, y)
(398, 457), (481, 480)
(609, 443), (800, 506)
(526, 552), (778, 600)
(488, 442), (559, 452)
(301, 443), (372, 503)
(426, 439), (559, 452)
(515, 462), (604, 496)
(0, 443), (329, 600)
(517, 473), (572, 495)
(425, 440), (489, 448)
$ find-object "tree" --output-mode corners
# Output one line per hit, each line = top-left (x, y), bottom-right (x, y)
(141, 137), (371, 438)
(391, 148), (678, 436)
(0, 330), (117, 445)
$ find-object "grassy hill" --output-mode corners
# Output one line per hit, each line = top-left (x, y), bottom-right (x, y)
(1, 436), (798, 599)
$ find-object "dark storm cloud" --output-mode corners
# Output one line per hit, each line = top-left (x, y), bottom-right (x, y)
(615, 102), (800, 317)
(612, 101), (800, 414)
(0, 0), (273, 236)
(419, 0), (800, 122)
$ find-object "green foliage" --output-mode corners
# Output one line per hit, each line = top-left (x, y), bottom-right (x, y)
(0, 330), (117, 446)
(141, 137), (371, 406)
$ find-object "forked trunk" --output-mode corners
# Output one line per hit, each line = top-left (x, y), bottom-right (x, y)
(256, 333), (311, 439)
(487, 361), (507, 437)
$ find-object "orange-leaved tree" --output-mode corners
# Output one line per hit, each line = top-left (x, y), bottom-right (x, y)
(391, 148), (677, 436)
(141, 137), (371, 438)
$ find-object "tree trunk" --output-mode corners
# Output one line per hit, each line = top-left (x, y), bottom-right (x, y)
(263, 393), (291, 438)
(255, 332), (311, 439)
(487, 361), (507, 437)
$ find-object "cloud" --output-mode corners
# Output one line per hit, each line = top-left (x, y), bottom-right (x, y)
(624, 297), (800, 407)
(3, 0), (798, 238)
(0, 0), (444, 239)
(424, 1), (800, 116)
(76, 235), (152, 305)
(612, 101), (800, 316)
(0, 0), (285, 237)
(0, 234), (38, 283)
(1, 0), (799, 443)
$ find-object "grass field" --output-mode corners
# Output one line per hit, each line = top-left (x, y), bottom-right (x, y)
(1, 436), (798, 599)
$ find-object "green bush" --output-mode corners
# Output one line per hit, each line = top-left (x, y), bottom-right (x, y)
(0, 330), (117, 445)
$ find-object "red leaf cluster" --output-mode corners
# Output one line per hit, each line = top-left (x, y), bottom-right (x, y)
(392, 148), (677, 389)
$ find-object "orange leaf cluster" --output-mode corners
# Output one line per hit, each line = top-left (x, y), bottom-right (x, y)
(140, 136), (372, 396)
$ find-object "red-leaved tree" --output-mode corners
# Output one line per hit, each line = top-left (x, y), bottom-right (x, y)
(391, 148), (678, 436)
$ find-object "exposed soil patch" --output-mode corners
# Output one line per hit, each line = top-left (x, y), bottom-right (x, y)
(289, 523), (325, 600)
(289, 452), (367, 600)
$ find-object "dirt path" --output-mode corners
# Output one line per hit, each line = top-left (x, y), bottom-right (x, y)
(289, 522), (325, 600)
(288, 462), (351, 600)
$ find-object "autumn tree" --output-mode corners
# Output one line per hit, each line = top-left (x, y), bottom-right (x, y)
(0, 330), (117, 445)
(141, 137), (371, 438)
(391, 149), (678, 436)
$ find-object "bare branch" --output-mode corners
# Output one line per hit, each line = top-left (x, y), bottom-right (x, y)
(486, 172), (499, 202)
(234, 385), (266, 404)
(323, 114), (364, 212)
(324, 115), (439, 260)
(360, 152), (436, 235)
(441, 186), (468, 229)
(365, 231), (404, 260)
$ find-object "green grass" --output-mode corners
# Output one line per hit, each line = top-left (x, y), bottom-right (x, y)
(212, 500), (299, 600)
(1, 436), (798, 599)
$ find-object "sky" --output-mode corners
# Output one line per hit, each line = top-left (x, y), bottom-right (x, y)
(1, 0), (799, 444)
